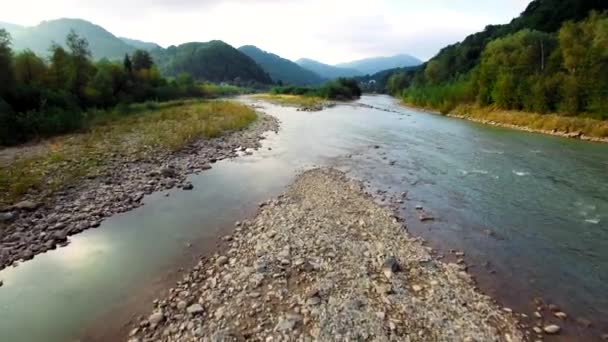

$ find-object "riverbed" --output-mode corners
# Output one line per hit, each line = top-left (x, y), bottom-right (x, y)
(0, 95), (606, 341)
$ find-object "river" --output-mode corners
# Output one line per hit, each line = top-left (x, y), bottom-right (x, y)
(0, 95), (606, 341)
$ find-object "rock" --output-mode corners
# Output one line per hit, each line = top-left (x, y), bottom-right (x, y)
(186, 304), (204, 315)
(0, 280), (3, 287)
(177, 301), (188, 310)
(415, 205), (423, 210)
(182, 183), (194, 190)
(543, 325), (561, 334)
(533, 327), (542, 334)
(11, 200), (39, 211)
(52, 231), (68, 242)
(160, 167), (177, 178)
(554, 311), (567, 319)
(412, 285), (423, 292)
(306, 296), (321, 306)
(216, 256), (228, 266)
(0, 212), (16, 223)
(382, 256), (400, 279)
(276, 314), (302, 332)
(148, 311), (164, 325)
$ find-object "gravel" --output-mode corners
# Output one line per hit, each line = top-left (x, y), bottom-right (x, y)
(128, 168), (523, 341)
(0, 111), (279, 271)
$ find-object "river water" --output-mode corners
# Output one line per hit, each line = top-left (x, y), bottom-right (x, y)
(0, 95), (606, 341)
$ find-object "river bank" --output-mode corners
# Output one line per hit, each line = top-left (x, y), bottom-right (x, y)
(128, 168), (526, 341)
(0, 104), (279, 271)
(399, 101), (608, 143)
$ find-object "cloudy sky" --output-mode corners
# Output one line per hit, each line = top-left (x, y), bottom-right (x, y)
(2, 0), (532, 64)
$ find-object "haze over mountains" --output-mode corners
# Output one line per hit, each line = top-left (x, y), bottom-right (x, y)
(0, 18), (423, 85)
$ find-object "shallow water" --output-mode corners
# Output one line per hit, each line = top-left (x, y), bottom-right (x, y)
(0, 95), (606, 341)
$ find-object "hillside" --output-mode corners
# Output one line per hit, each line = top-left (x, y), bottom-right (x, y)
(296, 58), (362, 79)
(337, 54), (422, 75)
(238, 45), (323, 85)
(152, 41), (273, 84)
(2, 18), (136, 60)
(0, 22), (24, 36)
(120, 37), (161, 51)
(390, 0), (608, 125)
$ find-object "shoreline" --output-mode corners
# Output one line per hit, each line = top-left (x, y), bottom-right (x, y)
(0, 110), (279, 271)
(396, 101), (608, 144)
(128, 168), (526, 341)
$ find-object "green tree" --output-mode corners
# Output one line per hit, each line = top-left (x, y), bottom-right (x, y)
(66, 30), (94, 104)
(131, 50), (153, 71)
(13, 50), (48, 86)
(0, 29), (14, 97)
(123, 54), (133, 74)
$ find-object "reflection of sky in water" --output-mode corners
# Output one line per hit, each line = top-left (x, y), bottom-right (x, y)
(0, 96), (607, 341)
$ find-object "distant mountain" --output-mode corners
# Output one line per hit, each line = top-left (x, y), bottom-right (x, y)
(2, 18), (136, 60)
(152, 41), (272, 84)
(296, 58), (362, 79)
(120, 37), (161, 51)
(336, 54), (422, 75)
(238, 45), (323, 86)
(0, 22), (25, 36)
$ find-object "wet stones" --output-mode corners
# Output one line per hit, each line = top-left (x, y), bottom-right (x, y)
(543, 324), (561, 334)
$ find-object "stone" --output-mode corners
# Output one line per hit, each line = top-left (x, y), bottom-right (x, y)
(276, 314), (302, 332)
(0, 212), (16, 223)
(216, 256), (228, 266)
(11, 200), (39, 211)
(533, 327), (542, 334)
(554, 311), (567, 319)
(306, 296), (321, 306)
(412, 285), (423, 292)
(182, 183), (194, 190)
(186, 304), (204, 315)
(160, 167), (177, 178)
(382, 256), (400, 279)
(543, 325), (561, 334)
(148, 311), (164, 325)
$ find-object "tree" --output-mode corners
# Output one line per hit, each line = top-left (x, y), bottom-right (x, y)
(123, 54), (133, 74)
(14, 50), (48, 85)
(0, 29), (14, 97)
(131, 50), (153, 71)
(47, 44), (71, 90)
(65, 30), (94, 104)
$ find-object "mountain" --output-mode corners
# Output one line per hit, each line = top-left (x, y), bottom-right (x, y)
(238, 45), (323, 86)
(0, 22), (25, 36)
(120, 37), (161, 51)
(152, 41), (272, 84)
(336, 54), (422, 75)
(296, 58), (362, 79)
(3, 18), (136, 60)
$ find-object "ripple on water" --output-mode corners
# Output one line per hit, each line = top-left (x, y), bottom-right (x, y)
(512, 170), (530, 176)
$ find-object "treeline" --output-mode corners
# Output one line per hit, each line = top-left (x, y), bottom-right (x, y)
(388, 10), (608, 120)
(271, 78), (362, 100)
(0, 30), (209, 146)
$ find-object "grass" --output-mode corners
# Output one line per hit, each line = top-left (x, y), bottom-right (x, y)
(0, 100), (257, 207)
(451, 104), (608, 139)
(254, 94), (326, 107)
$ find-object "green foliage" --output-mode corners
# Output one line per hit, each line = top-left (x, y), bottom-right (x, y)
(395, 7), (608, 121)
(152, 41), (272, 85)
(271, 78), (362, 100)
(0, 32), (234, 146)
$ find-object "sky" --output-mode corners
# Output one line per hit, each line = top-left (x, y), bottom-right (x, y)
(2, 0), (532, 64)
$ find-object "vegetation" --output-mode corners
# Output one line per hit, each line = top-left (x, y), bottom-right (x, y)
(254, 94), (325, 107)
(152, 41), (272, 85)
(379, 1), (608, 137)
(0, 100), (256, 206)
(0, 30), (255, 146)
(270, 78), (362, 101)
(238, 45), (323, 86)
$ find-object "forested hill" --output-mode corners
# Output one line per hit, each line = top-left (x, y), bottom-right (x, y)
(119, 37), (161, 51)
(0, 18), (137, 60)
(238, 45), (323, 86)
(383, 0), (608, 121)
(152, 41), (273, 84)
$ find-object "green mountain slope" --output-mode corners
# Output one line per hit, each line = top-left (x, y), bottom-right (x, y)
(4, 18), (136, 60)
(337, 54), (422, 75)
(296, 58), (362, 79)
(238, 45), (323, 85)
(152, 41), (272, 84)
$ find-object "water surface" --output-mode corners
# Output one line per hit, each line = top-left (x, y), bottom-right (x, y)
(0, 95), (606, 341)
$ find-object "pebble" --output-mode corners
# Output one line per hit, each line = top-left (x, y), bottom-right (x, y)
(186, 304), (204, 315)
(543, 325), (561, 334)
(148, 311), (164, 325)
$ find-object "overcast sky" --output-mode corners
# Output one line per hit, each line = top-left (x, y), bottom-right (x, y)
(2, 0), (532, 64)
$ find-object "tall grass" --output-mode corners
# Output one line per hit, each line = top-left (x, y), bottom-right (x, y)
(0, 101), (256, 206)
